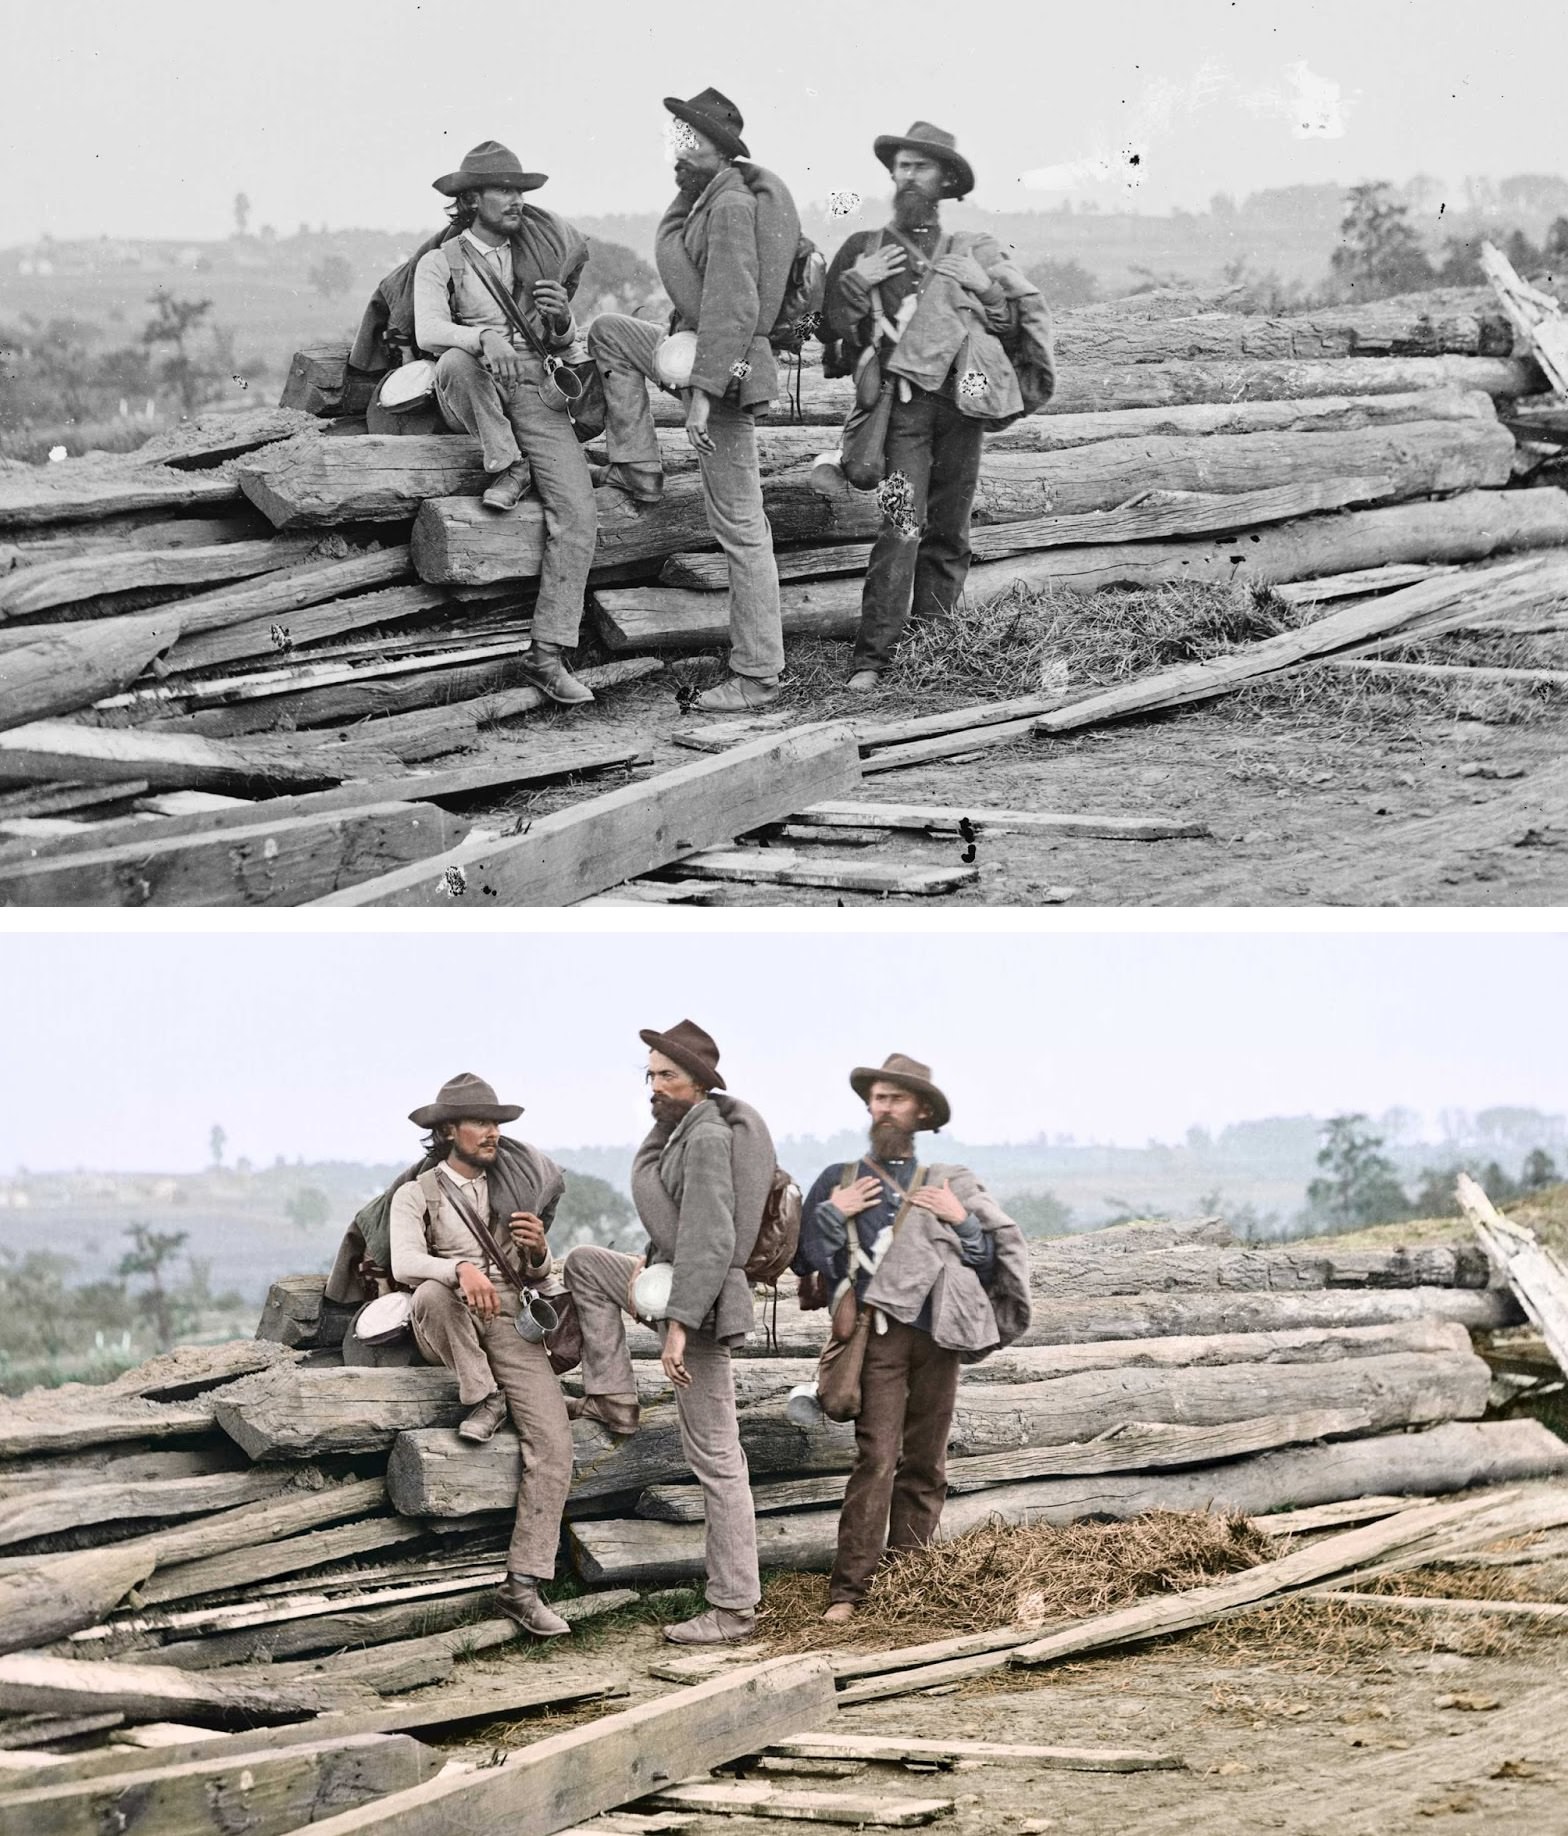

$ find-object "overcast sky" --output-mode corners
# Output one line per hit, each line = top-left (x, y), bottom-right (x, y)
(2, 0), (1561, 249)
(0, 927), (1562, 1173)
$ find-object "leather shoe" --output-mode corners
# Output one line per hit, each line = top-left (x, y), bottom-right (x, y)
(564, 1394), (641, 1435)
(481, 460), (532, 511)
(663, 1606), (757, 1645)
(589, 461), (665, 503)
(693, 674), (781, 713)
(496, 1576), (571, 1637)
(522, 643), (595, 706)
(847, 669), (882, 691)
(457, 1391), (509, 1443)
(821, 1601), (858, 1624)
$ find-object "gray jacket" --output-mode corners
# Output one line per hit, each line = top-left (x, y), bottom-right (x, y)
(631, 1093), (775, 1344)
(860, 1163), (1032, 1361)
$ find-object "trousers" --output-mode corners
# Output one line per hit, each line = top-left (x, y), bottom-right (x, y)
(433, 346), (597, 649)
(854, 384), (986, 670)
(586, 313), (784, 681)
(410, 1277), (572, 1578)
(829, 1316), (961, 1604)
(563, 1243), (760, 1609)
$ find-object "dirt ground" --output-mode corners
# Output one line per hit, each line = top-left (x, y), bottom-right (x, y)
(455, 666), (1568, 908)
(439, 1580), (1568, 1836)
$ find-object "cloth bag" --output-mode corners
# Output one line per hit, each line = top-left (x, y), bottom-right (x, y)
(812, 1165), (927, 1420)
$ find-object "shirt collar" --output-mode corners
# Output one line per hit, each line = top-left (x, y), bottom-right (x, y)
(439, 1160), (487, 1193)
(462, 229), (509, 260)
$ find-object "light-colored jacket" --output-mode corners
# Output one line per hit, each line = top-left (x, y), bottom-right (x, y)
(389, 1159), (558, 1293)
(860, 1164), (1032, 1361)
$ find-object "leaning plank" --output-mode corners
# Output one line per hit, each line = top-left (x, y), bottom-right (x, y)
(1482, 242), (1568, 394)
(768, 1733), (1179, 1772)
(271, 1655), (836, 1836)
(661, 847), (979, 897)
(0, 1546), (156, 1657)
(106, 1475), (390, 1574)
(643, 1782), (951, 1826)
(569, 1420), (1568, 1588)
(1318, 658), (1568, 688)
(1303, 1589), (1568, 1620)
(0, 722), (368, 794)
(0, 536), (321, 619)
(138, 1517), (429, 1608)
(0, 1653), (361, 1727)
(0, 799), (469, 908)
(0, 1734), (435, 1836)
(0, 613), (181, 734)
(790, 802), (1209, 841)
(0, 1467), (297, 1549)
(167, 581), (461, 674)
(1458, 1172), (1568, 1376)
(313, 723), (862, 908)
(0, 466), (238, 533)
(151, 548), (412, 638)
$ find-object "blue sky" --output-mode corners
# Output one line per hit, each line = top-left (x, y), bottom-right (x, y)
(1, 0), (1560, 245)
(0, 928), (1562, 1171)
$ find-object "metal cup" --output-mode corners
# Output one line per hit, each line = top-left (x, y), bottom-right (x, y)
(536, 357), (584, 414)
(514, 1292), (560, 1344)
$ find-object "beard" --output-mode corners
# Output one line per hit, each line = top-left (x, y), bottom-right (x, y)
(892, 183), (940, 231)
(674, 159), (710, 200)
(869, 1118), (917, 1162)
(650, 1091), (698, 1134)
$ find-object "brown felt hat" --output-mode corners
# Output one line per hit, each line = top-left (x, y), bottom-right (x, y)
(408, 1072), (522, 1128)
(663, 87), (750, 161)
(433, 140), (548, 197)
(640, 1019), (726, 1092)
(872, 120), (975, 200)
(850, 1053), (951, 1130)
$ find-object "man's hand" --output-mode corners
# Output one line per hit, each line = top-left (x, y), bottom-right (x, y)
(480, 328), (527, 382)
(457, 1261), (501, 1319)
(625, 1256), (646, 1317)
(829, 1174), (884, 1218)
(909, 1180), (968, 1226)
(683, 387), (715, 456)
(508, 1211), (548, 1266)
(531, 279), (571, 330)
(932, 253), (997, 297)
(661, 1318), (692, 1389)
(852, 244), (907, 287)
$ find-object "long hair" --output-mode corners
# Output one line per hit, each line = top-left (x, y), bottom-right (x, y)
(444, 191), (480, 233)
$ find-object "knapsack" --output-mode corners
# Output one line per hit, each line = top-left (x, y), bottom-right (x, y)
(746, 1165), (802, 1285)
(769, 237), (827, 353)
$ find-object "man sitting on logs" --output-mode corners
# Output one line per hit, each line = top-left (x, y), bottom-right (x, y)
(587, 88), (797, 712)
(390, 1073), (575, 1638)
(563, 1021), (777, 1644)
(820, 124), (1054, 688)
(795, 1054), (1031, 1623)
(413, 140), (599, 706)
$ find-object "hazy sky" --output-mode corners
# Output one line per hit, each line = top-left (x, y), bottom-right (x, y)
(0, 927), (1562, 1172)
(2, 0), (1562, 248)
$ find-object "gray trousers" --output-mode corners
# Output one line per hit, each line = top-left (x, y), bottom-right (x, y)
(563, 1243), (760, 1609)
(585, 314), (784, 681)
(433, 346), (597, 649)
(410, 1278), (572, 1579)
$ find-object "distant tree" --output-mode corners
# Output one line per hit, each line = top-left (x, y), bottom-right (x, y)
(1439, 236), (1486, 287)
(117, 1223), (191, 1352)
(1024, 256), (1098, 307)
(1498, 174), (1568, 218)
(553, 1171), (640, 1252)
(1006, 1190), (1074, 1236)
(1304, 1114), (1409, 1228)
(1329, 184), (1436, 300)
(209, 1123), (226, 1168)
(142, 289), (226, 414)
(1522, 1147), (1561, 1191)
(285, 1187), (331, 1231)
(233, 191), (252, 237)
(1545, 218), (1568, 262)
(1408, 1164), (1463, 1219)
(0, 1249), (77, 1362)
(307, 254), (355, 302)
(1505, 228), (1542, 274)
(578, 240), (661, 315)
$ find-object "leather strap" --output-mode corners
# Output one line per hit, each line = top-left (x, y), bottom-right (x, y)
(454, 238), (557, 365)
(438, 1171), (536, 1292)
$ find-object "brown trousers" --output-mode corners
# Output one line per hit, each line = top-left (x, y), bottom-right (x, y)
(829, 1316), (961, 1605)
(410, 1279), (572, 1579)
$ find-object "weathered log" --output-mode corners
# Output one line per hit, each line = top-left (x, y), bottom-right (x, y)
(1025, 1239), (1494, 1297)
(257, 1275), (331, 1347)
(1, 512), (273, 571)
(238, 437), (487, 529)
(0, 1652), (365, 1727)
(166, 581), (471, 674)
(313, 722), (863, 908)
(0, 1444), (244, 1499)
(214, 1368), (466, 1458)
(643, 1781), (952, 1825)
(276, 345), (379, 418)
(0, 536), (321, 619)
(0, 798), (470, 908)
(0, 466), (239, 533)
(0, 1734), (435, 1836)
(145, 548), (412, 638)
(91, 1476), (391, 1578)
(129, 407), (321, 472)
(569, 1418), (1568, 1586)
(1459, 1173), (1568, 1375)
(0, 1546), (156, 1657)
(0, 1466), (299, 1550)
(97, 1338), (302, 1402)
(138, 1516), (428, 1608)
(0, 613), (181, 735)
(0, 1395), (215, 1460)
(0, 721), (379, 795)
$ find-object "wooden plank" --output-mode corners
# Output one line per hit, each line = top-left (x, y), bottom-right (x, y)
(312, 723), (863, 908)
(1271, 562), (1460, 606)
(662, 847), (979, 897)
(790, 802), (1210, 841)
(0, 1445), (244, 1499)
(1, 514), (270, 569)
(643, 1782), (952, 1825)
(1318, 658), (1568, 688)
(129, 407), (320, 471)
(0, 1734), (434, 1836)
(0, 798), (469, 907)
(153, 548), (412, 638)
(0, 1653), (362, 1727)
(0, 1466), (297, 1549)
(103, 1475), (390, 1574)
(166, 581), (462, 674)
(0, 1396), (214, 1459)
(268, 1655), (836, 1836)
(1303, 1589), (1568, 1620)
(0, 780), (150, 819)
(1249, 1495), (1433, 1536)
(1482, 242), (1568, 394)
(138, 1517), (430, 1607)
(237, 436), (491, 528)
(0, 722), (372, 795)
(0, 467), (239, 533)
(1458, 1172), (1568, 1376)
(0, 1545), (156, 1658)
(0, 614), (182, 734)
(767, 1733), (1180, 1772)
(0, 537), (321, 618)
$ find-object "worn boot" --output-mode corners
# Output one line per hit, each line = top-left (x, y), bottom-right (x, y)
(692, 673), (781, 713)
(481, 459), (532, 511)
(457, 1391), (509, 1443)
(662, 1605), (758, 1645)
(496, 1574), (571, 1637)
(522, 643), (595, 706)
(565, 1393), (641, 1436)
(589, 460), (664, 504)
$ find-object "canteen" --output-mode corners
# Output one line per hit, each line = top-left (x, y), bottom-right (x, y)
(376, 358), (439, 411)
(632, 1261), (674, 1321)
(351, 1290), (414, 1345)
(653, 330), (698, 390)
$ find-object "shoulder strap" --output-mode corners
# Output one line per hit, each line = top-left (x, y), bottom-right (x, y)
(437, 1167), (530, 1291)
(453, 237), (553, 363)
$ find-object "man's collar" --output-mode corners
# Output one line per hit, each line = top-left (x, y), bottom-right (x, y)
(690, 165), (744, 213)
(461, 228), (509, 256)
(440, 1158), (488, 1188)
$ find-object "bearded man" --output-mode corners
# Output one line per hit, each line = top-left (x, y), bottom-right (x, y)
(563, 1021), (776, 1643)
(389, 1073), (574, 1638)
(820, 124), (1054, 687)
(794, 1054), (1031, 1622)
(413, 140), (598, 706)
(587, 89), (798, 711)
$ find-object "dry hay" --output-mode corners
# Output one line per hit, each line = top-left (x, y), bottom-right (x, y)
(757, 1510), (1272, 1652)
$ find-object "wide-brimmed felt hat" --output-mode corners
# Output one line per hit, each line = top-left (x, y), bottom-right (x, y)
(872, 120), (975, 200)
(409, 1072), (523, 1129)
(640, 1019), (727, 1092)
(663, 87), (750, 161)
(433, 140), (548, 198)
(850, 1053), (951, 1130)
